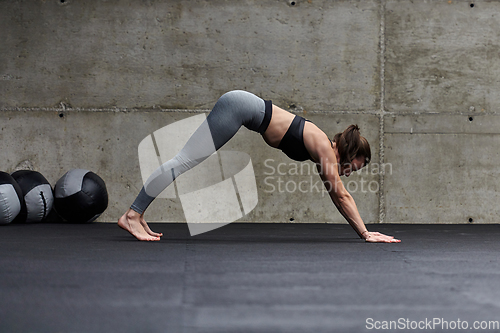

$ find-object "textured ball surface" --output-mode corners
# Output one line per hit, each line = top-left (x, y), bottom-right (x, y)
(54, 169), (108, 223)
(0, 171), (23, 225)
(11, 170), (54, 223)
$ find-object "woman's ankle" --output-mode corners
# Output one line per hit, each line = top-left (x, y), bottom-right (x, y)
(126, 208), (141, 220)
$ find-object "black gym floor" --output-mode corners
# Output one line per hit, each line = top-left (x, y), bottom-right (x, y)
(1, 223), (499, 333)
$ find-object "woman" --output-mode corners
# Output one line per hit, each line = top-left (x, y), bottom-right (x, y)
(118, 90), (400, 243)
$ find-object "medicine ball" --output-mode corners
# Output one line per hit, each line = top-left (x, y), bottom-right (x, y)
(0, 171), (23, 225)
(54, 169), (108, 223)
(11, 170), (54, 223)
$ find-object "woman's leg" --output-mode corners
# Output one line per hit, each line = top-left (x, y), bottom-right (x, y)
(119, 90), (266, 240)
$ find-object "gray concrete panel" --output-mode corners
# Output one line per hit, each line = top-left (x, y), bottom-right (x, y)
(0, 0), (380, 111)
(384, 114), (500, 223)
(0, 110), (379, 223)
(0, 109), (188, 222)
(385, 0), (500, 113)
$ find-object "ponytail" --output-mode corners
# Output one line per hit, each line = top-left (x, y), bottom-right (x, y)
(333, 124), (371, 166)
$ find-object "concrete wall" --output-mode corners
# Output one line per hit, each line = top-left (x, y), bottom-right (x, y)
(1, 0), (499, 224)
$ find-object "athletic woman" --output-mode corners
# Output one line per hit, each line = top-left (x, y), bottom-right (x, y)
(118, 90), (400, 243)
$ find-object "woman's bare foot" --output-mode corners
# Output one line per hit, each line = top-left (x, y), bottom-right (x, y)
(118, 209), (161, 241)
(139, 214), (163, 238)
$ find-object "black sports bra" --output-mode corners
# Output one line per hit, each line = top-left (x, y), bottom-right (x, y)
(278, 116), (312, 162)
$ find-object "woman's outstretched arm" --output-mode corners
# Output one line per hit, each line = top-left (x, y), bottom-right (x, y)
(305, 127), (400, 243)
(317, 164), (399, 243)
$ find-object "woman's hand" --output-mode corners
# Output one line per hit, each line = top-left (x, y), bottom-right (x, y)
(363, 231), (401, 243)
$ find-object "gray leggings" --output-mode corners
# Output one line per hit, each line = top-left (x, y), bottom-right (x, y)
(131, 90), (267, 214)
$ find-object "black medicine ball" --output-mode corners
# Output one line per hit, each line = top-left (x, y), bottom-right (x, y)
(54, 169), (108, 223)
(11, 170), (54, 223)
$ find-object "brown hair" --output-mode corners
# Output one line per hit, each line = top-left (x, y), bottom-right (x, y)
(332, 124), (371, 166)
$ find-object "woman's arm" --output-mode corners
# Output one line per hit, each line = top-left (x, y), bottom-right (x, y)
(317, 165), (398, 242)
(316, 164), (367, 238)
(306, 129), (400, 243)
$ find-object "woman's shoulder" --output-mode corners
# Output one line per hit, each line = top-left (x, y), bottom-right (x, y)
(303, 122), (335, 162)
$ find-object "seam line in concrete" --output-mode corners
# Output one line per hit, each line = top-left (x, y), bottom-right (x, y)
(3, 107), (499, 117)
(0, 107), (213, 113)
(386, 132), (500, 135)
(0, 107), (388, 114)
(378, 0), (386, 224)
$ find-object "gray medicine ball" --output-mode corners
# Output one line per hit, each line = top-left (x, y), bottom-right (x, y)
(0, 171), (23, 225)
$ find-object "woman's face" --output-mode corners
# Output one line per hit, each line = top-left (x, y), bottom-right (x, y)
(339, 156), (365, 177)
